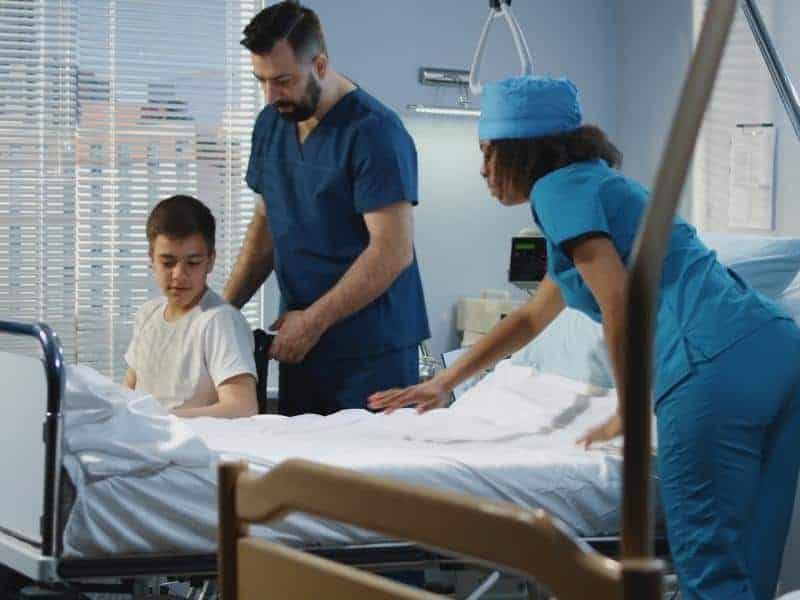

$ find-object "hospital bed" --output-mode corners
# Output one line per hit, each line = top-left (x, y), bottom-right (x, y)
(0, 318), (664, 598)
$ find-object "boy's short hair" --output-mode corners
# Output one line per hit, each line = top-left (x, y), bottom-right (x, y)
(146, 195), (215, 253)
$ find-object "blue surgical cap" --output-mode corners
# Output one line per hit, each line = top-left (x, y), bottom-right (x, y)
(478, 76), (582, 140)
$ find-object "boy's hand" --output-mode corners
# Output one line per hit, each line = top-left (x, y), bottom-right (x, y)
(268, 310), (325, 364)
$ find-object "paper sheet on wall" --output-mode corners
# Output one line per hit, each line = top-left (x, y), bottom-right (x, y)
(728, 125), (776, 230)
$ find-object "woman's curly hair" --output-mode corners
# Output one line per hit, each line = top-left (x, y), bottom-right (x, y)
(488, 125), (622, 200)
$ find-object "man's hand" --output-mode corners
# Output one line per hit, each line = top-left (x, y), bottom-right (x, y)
(576, 412), (623, 450)
(269, 310), (326, 364)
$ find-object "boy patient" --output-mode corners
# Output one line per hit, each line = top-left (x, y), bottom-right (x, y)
(123, 195), (258, 418)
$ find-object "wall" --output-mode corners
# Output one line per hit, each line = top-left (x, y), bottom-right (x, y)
(616, 0), (694, 215)
(261, 0), (619, 358)
(615, 0), (800, 235)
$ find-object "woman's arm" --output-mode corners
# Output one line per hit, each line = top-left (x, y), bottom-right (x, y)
(172, 374), (258, 419)
(567, 236), (628, 448)
(368, 277), (565, 413)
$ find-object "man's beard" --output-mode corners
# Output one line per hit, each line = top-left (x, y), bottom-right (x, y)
(273, 75), (322, 123)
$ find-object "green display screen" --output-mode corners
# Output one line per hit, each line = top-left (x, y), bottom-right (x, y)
(514, 241), (537, 250)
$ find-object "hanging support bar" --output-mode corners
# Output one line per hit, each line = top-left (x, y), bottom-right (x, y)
(469, 0), (533, 96)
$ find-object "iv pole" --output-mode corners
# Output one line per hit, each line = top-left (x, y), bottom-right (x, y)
(741, 0), (800, 140)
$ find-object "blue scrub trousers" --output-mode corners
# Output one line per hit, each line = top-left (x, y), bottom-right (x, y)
(278, 346), (419, 416)
(655, 318), (800, 600)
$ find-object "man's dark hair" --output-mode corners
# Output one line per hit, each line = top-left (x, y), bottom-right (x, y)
(241, 1), (327, 61)
(489, 125), (623, 200)
(146, 195), (216, 254)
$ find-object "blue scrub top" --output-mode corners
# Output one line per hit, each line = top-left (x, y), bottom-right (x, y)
(531, 158), (789, 402)
(246, 88), (430, 361)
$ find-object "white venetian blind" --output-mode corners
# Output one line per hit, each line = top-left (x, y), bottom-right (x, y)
(0, 1), (77, 356)
(692, 0), (775, 232)
(1, 0), (264, 379)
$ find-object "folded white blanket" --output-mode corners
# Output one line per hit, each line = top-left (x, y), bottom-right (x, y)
(61, 361), (625, 482)
(63, 362), (640, 556)
(185, 362), (627, 470)
(63, 365), (211, 479)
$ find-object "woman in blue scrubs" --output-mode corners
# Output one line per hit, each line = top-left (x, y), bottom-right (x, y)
(369, 76), (800, 600)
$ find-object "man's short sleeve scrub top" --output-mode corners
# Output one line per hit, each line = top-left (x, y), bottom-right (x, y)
(246, 88), (430, 361)
(531, 158), (789, 403)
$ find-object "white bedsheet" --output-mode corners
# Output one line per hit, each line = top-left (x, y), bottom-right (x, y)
(63, 365), (210, 478)
(62, 362), (648, 558)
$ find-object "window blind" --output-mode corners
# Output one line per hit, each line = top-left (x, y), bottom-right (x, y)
(1, 0), (264, 380)
(0, 0), (77, 356)
(692, 0), (775, 232)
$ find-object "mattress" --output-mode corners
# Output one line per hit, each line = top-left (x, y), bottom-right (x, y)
(62, 363), (653, 558)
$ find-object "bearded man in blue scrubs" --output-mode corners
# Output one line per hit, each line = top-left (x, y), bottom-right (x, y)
(223, 1), (430, 416)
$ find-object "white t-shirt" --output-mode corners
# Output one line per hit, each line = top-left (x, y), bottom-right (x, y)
(125, 288), (257, 411)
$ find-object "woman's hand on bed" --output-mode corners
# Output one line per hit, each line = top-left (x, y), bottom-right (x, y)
(367, 377), (450, 415)
(576, 413), (623, 450)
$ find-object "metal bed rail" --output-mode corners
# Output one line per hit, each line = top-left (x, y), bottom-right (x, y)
(0, 321), (65, 563)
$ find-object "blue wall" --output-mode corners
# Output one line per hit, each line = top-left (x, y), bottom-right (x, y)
(616, 0), (693, 219)
(262, 0), (619, 358)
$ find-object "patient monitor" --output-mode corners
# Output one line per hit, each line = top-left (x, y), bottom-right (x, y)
(508, 228), (547, 291)
(455, 230), (546, 347)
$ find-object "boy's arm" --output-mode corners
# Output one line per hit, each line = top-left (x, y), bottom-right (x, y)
(123, 368), (137, 390)
(175, 308), (259, 419)
(172, 374), (258, 419)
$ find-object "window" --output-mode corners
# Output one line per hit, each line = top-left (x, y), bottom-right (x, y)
(0, 0), (264, 380)
(692, 0), (776, 232)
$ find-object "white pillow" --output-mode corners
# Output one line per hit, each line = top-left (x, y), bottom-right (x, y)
(510, 308), (612, 389)
(699, 233), (800, 299)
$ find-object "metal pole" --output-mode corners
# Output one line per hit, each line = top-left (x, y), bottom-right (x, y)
(621, 0), (738, 563)
(742, 0), (800, 140)
(0, 321), (65, 558)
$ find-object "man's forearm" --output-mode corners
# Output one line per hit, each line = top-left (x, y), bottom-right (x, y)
(308, 240), (411, 331)
(224, 212), (274, 309)
(225, 252), (273, 309)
